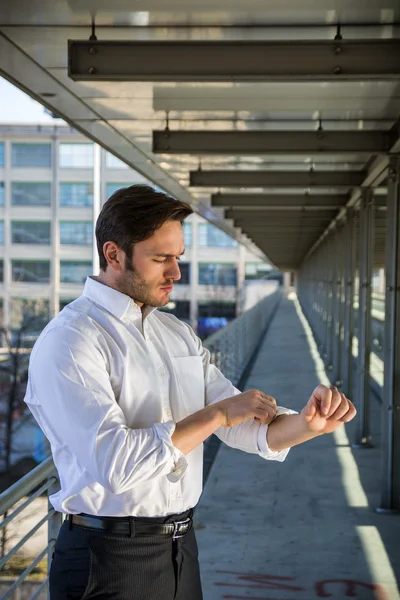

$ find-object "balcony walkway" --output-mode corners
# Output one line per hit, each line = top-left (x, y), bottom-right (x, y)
(196, 293), (400, 600)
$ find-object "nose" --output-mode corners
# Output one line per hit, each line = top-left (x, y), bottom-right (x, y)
(165, 259), (181, 282)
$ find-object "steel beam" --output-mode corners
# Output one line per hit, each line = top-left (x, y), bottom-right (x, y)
(379, 156), (400, 512)
(225, 210), (334, 220)
(354, 190), (374, 448)
(211, 193), (347, 208)
(192, 171), (365, 188)
(69, 40), (400, 81)
(154, 130), (390, 155)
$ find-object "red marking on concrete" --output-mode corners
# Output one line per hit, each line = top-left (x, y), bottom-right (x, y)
(215, 571), (303, 591)
(316, 579), (389, 599)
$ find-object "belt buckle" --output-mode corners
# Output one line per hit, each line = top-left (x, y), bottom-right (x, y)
(172, 517), (191, 540)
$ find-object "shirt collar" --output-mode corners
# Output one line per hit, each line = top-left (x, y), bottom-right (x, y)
(83, 277), (157, 324)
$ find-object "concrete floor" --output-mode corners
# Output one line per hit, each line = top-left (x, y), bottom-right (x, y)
(196, 293), (400, 600)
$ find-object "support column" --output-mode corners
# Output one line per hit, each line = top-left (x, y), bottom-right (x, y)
(92, 144), (101, 276)
(325, 235), (335, 372)
(379, 156), (400, 512)
(353, 189), (374, 448)
(342, 209), (356, 398)
(189, 215), (199, 330)
(332, 227), (344, 384)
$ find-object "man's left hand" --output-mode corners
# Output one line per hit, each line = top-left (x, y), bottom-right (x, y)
(300, 384), (357, 435)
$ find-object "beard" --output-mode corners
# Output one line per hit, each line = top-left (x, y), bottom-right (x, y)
(117, 254), (172, 308)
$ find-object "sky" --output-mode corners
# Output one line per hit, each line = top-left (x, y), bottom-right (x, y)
(0, 77), (66, 124)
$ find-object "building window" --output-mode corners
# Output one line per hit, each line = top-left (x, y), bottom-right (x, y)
(198, 263), (237, 286)
(0, 260), (3, 282)
(197, 301), (236, 339)
(183, 223), (192, 247)
(60, 221), (93, 245)
(60, 261), (92, 284)
(198, 223), (238, 248)
(106, 183), (127, 198)
(106, 152), (129, 169)
(12, 260), (50, 283)
(60, 183), (93, 207)
(159, 300), (190, 322)
(0, 183), (3, 206)
(10, 298), (49, 330)
(12, 182), (51, 206)
(176, 262), (190, 285)
(0, 143), (4, 167)
(12, 143), (51, 168)
(12, 221), (51, 245)
(0, 222), (4, 244)
(59, 143), (93, 168)
(59, 298), (75, 311)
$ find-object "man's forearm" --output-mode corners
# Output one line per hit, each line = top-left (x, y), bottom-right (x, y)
(267, 414), (322, 452)
(171, 404), (223, 455)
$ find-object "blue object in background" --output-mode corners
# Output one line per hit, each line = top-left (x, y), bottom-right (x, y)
(33, 426), (48, 463)
(197, 317), (228, 339)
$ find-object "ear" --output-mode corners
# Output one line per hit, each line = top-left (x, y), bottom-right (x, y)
(103, 242), (124, 272)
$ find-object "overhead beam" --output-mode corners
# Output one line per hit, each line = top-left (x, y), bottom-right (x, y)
(212, 193), (347, 208)
(153, 130), (391, 155)
(192, 171), (365, 188)
(68, 40), (400, 81)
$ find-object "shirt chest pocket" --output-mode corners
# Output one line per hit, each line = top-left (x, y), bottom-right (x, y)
(170, 356), (205, 418)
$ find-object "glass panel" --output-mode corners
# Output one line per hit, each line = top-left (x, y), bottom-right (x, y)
(60, 183), (93, 207)
(59, 298), (75, 311)
(12, 182), (51, 206)
(106, 152), (129, 169)
(198, 223), (238, 247)
(12, 143), (51, 168)
(60, 261), (92, 284)
(10, 298), (50, 332)
(106, 183), (127, 198)
(0, 222), (4, 244)
(60, 221), (93, 245)
(12, 260), (50, 283)
(183, 223), (192, 247)
(12, 221), (51, 244)
(159, 300), (190, 321)
(198, 263), (237, 286)
(0, 143), (4, 167)
(59, 143), (93, 168)
(176, 262), (190, 285)
(0, 182), (4, 206)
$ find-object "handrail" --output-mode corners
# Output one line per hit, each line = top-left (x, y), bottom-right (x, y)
(0, 290), (282, 598)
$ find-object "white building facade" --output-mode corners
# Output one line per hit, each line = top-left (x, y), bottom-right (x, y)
(0, 125), (270, 336)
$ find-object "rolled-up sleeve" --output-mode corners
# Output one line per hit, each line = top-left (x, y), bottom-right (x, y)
(185, 324), (297, 461)
(25, 326), (187, 494)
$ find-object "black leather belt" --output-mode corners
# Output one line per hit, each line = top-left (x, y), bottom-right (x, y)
(68, 513), (193, 539)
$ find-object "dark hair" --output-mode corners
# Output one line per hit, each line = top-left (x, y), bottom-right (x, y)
(96, 184), (193, 271)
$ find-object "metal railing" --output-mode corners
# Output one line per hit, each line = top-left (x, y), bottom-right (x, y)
(0, 457), (62, 599)
(0, 288), (282, 599)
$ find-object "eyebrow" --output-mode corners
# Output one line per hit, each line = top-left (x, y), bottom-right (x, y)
(153, 250), (185, 258)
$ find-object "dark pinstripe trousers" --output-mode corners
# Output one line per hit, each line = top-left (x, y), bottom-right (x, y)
(49, 512), (203, 600)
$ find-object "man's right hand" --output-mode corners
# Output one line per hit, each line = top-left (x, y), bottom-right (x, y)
(214, 389), (277, 427)
(172, 389), (278, 456)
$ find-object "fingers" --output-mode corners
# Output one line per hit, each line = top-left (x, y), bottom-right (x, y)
(328, 394), (357, 423)
(312, 384), (332, 416)
(326, 386), (342, 418)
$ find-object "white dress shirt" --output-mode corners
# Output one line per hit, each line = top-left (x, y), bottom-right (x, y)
(24, 277), (296, 518)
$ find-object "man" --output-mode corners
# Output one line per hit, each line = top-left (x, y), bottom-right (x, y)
(24, 184), (356, 600)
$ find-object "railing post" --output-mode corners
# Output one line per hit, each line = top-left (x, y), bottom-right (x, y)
(378, 156), (400, 512)
(353, 189), (374, 448)
(47, 474), (62, 584)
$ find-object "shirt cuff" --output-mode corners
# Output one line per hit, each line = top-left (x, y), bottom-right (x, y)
(257, 406), (298, 462)
(154, 421), (188, 483)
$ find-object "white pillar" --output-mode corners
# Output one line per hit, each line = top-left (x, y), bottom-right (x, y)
(92, 144), (101, 275)
(189, 215), (199, 330)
